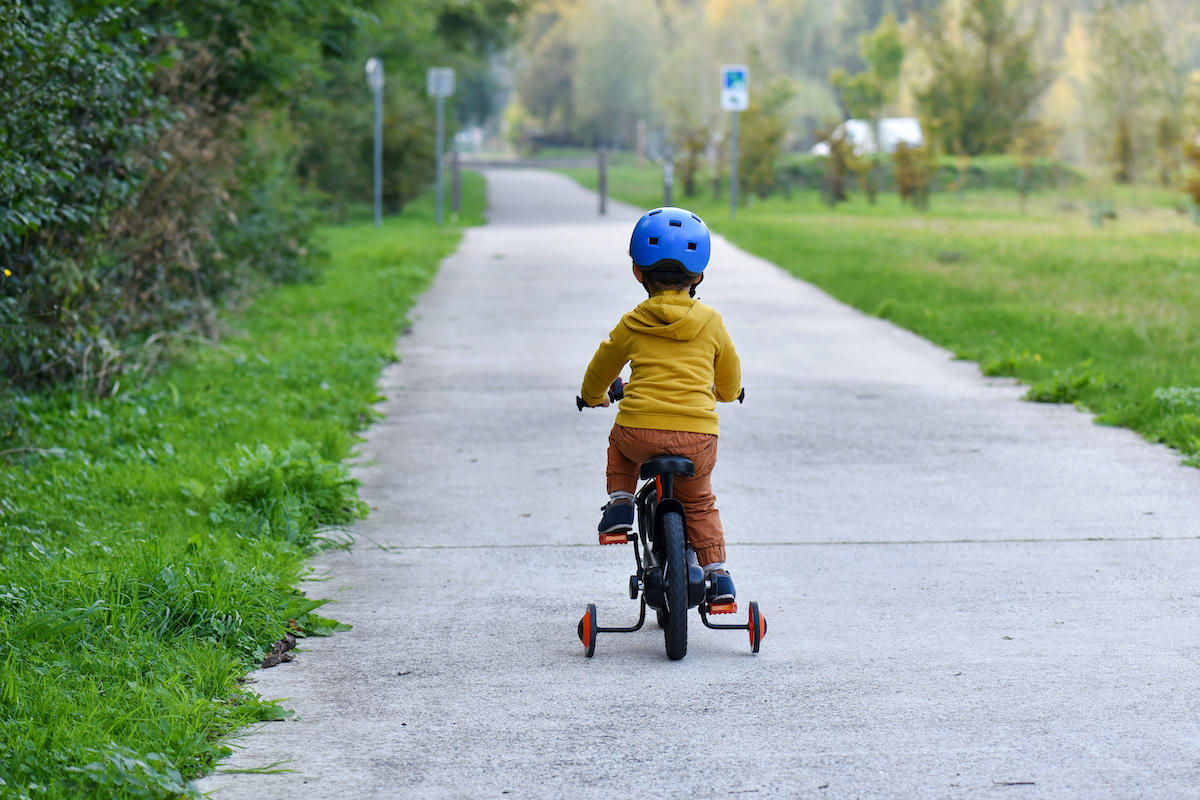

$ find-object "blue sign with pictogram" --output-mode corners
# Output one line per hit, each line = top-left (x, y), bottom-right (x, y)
(720, 65), (749, 111)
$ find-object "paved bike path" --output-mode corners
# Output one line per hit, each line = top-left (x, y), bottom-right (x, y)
(199, 169), (1200, 799)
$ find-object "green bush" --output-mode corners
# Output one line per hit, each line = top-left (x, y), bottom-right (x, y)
(2, 0), (520, 394)
(0, 2), (341, 392)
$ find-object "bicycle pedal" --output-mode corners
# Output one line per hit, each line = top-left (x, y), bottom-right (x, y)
(598, 531), (631, 545)
(708, 602), (737, 615)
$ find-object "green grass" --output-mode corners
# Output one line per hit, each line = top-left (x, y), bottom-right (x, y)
(559, 161), (1200, 466)
(0, 173), (486, 799)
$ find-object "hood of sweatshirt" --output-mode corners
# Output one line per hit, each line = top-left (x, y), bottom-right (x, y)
(624, 290), (714, 341)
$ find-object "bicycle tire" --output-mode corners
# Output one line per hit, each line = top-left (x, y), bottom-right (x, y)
(661, 510), (688, 660)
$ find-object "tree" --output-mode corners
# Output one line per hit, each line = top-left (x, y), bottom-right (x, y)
(913, 0), (1052, 156)
(830, 14), (904, 203)
(818, 124), (855, 205)
(1009, 122), (1060, 212)
(570, 0), (660, 147)
(654, 1), (720, 198)
(893, 141), (936, 210)
(514, 0), (578, 145)
(738, 79), (796, 199)
(830, 14), (905, 141)
(1089, 0), (1192, 185)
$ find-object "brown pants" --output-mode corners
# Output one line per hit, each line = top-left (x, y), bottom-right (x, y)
(606, 425), (725, 566)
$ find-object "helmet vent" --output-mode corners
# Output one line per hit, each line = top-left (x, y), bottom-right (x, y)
(669, 220), (682, 227)
(648, 237), (659, 245)
(687, 242), (698, 250)
(648, 209), (662, 216)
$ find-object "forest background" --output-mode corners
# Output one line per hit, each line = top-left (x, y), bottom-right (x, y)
(508, 0), (1200, 205)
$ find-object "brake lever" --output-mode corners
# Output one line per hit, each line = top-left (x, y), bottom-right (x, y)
(577, 378), (626, 411)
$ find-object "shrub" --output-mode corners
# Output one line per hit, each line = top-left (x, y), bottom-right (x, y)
(893, 142), (937, 209)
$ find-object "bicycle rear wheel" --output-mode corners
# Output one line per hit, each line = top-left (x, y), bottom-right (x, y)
(661, 510), (688, 660)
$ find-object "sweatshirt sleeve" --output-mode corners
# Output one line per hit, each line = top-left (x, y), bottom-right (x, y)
(581, 324), (629, 406)
(712, 314), (742, 404)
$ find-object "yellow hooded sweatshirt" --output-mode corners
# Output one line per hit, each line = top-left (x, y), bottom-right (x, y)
(581, 289), (742, 436)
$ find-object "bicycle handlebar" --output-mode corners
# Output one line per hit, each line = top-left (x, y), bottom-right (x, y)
(577, 379), (744, 410)
(577, 377), (625, 411)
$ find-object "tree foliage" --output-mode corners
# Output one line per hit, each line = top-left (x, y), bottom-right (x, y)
(1, 0), (519, 392)
(300, 0), (518, 210)
(830, 14), (905, 129)
(738, 79), (796, 200)
(913, 0), (1052, 156)
(1088, 0), (1193, 185)
(571, 0), (660, 148)
(892, 141), (936, 209)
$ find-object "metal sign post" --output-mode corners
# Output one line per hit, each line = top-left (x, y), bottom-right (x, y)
(427, 67), (456, 225)
(730, 112), (739, 218)
(365, 58), (384, 228)
(720, 65), (749, 219)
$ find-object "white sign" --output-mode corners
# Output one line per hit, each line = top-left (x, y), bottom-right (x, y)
(365, 57), (383, 91)
(720, 64), (749, 112)
(427, 67), (456, 98)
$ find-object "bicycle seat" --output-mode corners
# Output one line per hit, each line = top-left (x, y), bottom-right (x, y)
(640, 456), (695, 479)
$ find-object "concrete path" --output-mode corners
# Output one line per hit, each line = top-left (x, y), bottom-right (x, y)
(198, 170), (1200, 800)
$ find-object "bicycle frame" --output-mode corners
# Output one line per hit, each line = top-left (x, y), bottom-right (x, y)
(581, 460), (765, 652)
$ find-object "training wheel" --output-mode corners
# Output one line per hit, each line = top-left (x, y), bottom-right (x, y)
(748, 601), (767, 654)
(578, 603), (598, 657)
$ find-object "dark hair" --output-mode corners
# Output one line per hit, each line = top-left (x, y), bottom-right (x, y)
(641, 263), (702, 296)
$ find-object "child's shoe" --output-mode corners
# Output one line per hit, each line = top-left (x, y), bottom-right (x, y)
(707, 569), (736, 604)
(597, 492), (634, 543)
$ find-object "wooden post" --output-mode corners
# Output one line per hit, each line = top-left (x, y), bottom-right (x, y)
(663, 145), (674, 207)
(598, 148), (607, 216)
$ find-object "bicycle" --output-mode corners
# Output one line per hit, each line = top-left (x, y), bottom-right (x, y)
(576, 379), (767, 660)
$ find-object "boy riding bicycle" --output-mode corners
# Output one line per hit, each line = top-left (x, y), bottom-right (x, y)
(579, 207), (743, 604)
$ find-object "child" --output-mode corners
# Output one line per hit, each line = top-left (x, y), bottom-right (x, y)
(579, 207), (743, 603)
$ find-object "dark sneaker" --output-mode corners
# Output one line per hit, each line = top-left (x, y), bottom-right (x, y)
(598, 500), (634, 534)
(708, 570), (736, 604)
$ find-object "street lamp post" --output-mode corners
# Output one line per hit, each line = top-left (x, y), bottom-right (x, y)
(365, 58), (384, 228)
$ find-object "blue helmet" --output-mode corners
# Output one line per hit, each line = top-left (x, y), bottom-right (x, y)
(629, 207), (711, 275)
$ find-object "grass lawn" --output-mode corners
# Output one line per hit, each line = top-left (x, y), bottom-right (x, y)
(558, 160), (1200, 466)
(0, 174), (485, 799)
